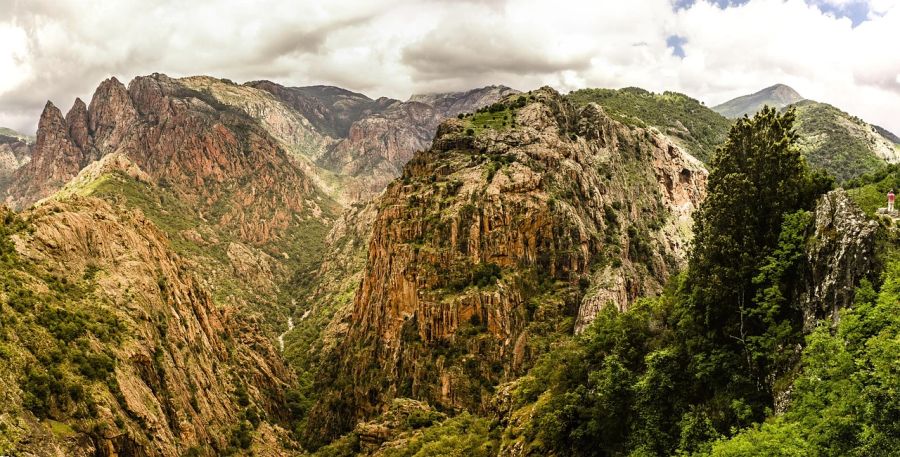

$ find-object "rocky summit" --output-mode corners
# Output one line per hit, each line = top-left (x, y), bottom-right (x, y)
(712, 83), (804, 119)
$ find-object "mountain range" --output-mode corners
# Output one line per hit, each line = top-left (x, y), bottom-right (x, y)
(0, 76), (897, 456)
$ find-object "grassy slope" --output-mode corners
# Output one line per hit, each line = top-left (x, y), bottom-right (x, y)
(846, 165), (900, 216)
(792, 100), (887, 183)
(567, 87), (731, 163)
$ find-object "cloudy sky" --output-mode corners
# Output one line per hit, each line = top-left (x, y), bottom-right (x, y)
(1, 0), (899, 134)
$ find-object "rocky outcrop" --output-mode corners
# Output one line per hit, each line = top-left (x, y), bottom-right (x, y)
(6, 102), (89, 202)
(800, 189), (879, 330)
(1, 196), (295, 456)
(306, 87), (706, 444)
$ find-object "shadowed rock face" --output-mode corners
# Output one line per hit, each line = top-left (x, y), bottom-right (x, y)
(305, 87), (707, 444)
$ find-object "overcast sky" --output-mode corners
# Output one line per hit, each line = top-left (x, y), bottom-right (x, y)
(1, 0), (899, 135)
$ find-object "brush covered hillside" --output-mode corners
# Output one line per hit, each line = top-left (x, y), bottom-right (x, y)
(713, 84), (900, 182)
(791, 99), (900, 182)
(567, 87), (731, 162)
(712, 83), (804, 118)
(0, 197), (296, 456)
(568, 85), (900, 183)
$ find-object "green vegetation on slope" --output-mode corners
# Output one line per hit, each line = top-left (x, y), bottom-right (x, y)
(567, 87), (731, 162)
(460, 95), (529, 135)
(500, 107), (840, 456)
(0, 210), (123, 452)
(87, 171), (331, 335)
(709, 226), (900, 455)
(313, 411), (497, 457)
(792, 100), (888, 183)
(845, 164), (900, 216)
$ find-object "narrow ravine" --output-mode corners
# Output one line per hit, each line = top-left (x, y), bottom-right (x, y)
(278, 316), (294, 352)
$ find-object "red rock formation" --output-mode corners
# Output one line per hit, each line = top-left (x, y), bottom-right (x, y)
(306, 87), (707, 444)
(7, 102), (87, 201)
(5, 74), (334, 245)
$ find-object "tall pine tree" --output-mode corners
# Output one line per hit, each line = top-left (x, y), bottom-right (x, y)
(679, 106), (828, 424)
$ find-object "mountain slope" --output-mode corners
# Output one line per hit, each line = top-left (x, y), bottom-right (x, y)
(791, 100), (900, 181)
(712, 83), (804, 118)
(0, 195), (296, 456)
(568, 87), (731, 162)
(304, 87), (707, 445)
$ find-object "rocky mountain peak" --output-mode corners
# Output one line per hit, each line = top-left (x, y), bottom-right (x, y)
(88, 76), (137, 151)
(65, 97), (91, 150)
(713, 83), (805, 118)
(9, 100), (86, 198)
(307, 85), (707, 443)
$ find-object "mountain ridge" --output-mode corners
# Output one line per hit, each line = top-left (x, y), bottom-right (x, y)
(712, 83), (804, 118)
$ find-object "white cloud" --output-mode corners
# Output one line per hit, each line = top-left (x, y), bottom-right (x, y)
(0, 0), (899, 136)
(0, 24), (31, 97)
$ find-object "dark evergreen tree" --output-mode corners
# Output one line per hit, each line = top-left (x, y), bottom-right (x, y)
(679, 106), (825, 426)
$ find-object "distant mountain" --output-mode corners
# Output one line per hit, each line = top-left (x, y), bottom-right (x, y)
(712, 83), (804, 118)
(0, 126), (33, 142)
(874, 124), (900, 144)
(790, 99), (900, 182)
(568, 87), (731, 162)
(0, 127), (31, 185)
(249, 81), (518, 201)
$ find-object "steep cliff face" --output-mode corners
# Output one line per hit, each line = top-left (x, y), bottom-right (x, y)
(800, 189), (879, 330)
(5, 102), (88, 202)
(306, 87), (706, 443)
(0, 197), (295, 456)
